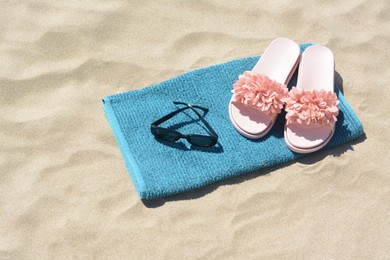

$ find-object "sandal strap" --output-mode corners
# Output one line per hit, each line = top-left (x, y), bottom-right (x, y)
(231, 71), (288, 117)
(284, 87), (340, 127)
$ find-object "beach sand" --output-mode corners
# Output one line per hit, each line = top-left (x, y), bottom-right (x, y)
(1, 1), (390, 258)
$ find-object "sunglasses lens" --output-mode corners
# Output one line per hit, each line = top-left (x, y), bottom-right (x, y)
(187, 135), (216, 147)
(152, 127), (181, 141)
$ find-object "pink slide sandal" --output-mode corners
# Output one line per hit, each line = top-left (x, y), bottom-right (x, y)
(284, 45), (340, 153)
(229, 38), (300, 139)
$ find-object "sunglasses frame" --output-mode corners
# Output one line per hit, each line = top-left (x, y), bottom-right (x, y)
(151, 101), (218, 147)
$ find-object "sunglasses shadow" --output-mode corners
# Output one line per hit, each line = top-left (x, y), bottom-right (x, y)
(154, 137), (224, 154)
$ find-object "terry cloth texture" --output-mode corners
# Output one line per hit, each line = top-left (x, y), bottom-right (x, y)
(102, 43), (364, 199)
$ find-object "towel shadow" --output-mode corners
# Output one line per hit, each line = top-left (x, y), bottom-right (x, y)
(142, 133), (365, 208)
(298, 133), (366, 164)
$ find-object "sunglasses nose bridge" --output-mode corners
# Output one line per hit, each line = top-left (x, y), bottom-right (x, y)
(185, 134), (199, 146)
(169, 130), (185, 141)
(174, 132), (185, 141)
(183, 134), (192, 142)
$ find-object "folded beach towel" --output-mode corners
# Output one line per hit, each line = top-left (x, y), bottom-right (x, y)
(103, 43), (364, 199)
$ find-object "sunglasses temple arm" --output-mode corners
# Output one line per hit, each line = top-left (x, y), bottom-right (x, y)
(151, 106), (193, 126)
(152, 104), (218, 137)
(187, 107), (218, 137)
(173, 101), (208, 113)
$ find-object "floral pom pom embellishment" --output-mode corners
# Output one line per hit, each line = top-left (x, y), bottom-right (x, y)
(232, 71), (288, 117)
(284, 87), (339, 126)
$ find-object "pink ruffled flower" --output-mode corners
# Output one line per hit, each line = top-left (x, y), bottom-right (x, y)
(232, 71), (288, 116)
(284, 87), (340, 126)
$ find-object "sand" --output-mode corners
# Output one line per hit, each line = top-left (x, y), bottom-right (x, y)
(1, 0), (390, 259)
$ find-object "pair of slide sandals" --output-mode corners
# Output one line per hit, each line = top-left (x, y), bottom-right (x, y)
(229, 38), (339, 153)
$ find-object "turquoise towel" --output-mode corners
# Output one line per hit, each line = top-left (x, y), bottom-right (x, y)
(103, 43), (364, 199)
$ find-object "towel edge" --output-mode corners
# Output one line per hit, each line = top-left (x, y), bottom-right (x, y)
(102, 98), (148, 198)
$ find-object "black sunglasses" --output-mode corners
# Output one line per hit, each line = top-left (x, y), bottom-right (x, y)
(151, 101), (218, 147)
